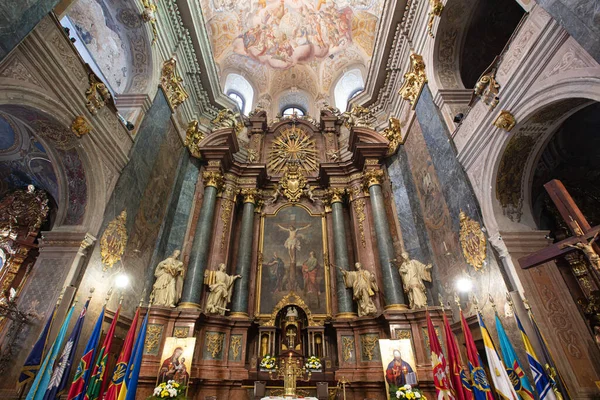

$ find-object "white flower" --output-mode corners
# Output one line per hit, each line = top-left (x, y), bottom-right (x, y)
(404, 384), (412, 390)
(153, 387), (162, 396)
(396, 390), (402, 399)
(415, 393), (421, 398)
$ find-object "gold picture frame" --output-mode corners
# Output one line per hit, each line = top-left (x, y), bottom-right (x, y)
(255, 204), (331, 318)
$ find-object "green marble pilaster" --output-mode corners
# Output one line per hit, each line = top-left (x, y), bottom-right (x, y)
(331, 200), (355, 316)
(231, 196), (256, 316)
(368, 181), (406, 308)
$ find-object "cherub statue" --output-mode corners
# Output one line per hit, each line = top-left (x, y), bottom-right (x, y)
(397, 252), (432, 309)
(268, 186), (282, 205)
(341, 104), (374, 129)
(304, 183), (315, 202)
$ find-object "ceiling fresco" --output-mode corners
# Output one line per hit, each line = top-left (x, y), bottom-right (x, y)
(199, 0), (384, 106)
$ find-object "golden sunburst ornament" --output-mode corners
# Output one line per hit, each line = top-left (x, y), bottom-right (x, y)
(268, 126), (318, 174)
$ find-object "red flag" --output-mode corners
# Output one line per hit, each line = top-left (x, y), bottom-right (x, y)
(442, 311), (472, 400)
(426, 310), (455, 399)
(104, 308), (140, 400)
(459, 310), (493, 400)
(84, 305), (121, 400)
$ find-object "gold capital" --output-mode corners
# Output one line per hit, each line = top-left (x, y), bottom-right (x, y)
(240, 188), (260, 204)
(203, 171), (224, 190)
(362, 169), (384, 189)
(325, 187), (346, 204)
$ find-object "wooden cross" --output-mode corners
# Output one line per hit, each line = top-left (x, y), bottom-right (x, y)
(518, 180), (600, 280)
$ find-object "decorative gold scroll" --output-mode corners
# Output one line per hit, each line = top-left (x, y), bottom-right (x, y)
(459, 211), (487, 271)
(160, 58), (188, 110)
(398, 54), (427, 108)
(100, 210), (128, 271)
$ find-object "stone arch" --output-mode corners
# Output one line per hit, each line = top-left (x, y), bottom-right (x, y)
(0, 87), (107, 232)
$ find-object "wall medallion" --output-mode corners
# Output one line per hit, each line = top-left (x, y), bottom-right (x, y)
(459, 211), (487, 271)
(71, 115), (92, 138)
(493, 110), (516, 132)
(100, 210), (128, 271)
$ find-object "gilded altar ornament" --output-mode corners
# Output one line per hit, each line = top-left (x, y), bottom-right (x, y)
(0, 185), (49, 236)
(342, 337), (354, 361)
(341, 104), (374, 129)
(427, 0), (444, 38)
(240, 188), (260, 204)
(160, 58), (188, 110)
(140, 0), (158, 45)
(85, 73), (111, 115)
(339, 263), (379, 317)
(144, 324), (163, 355)
(381, 117), (403, 155)
(151, 250), (184, 307)
(360, 335), (379, 361)
(279, 162), (308, 203)
(205, 332), (224, 359)
(474, 63), (500, 110)
(100, 210), (128, 271)
(269, 353), (311, 397)
(211, 108), (243, 135)
(268, 126), (318, 174)
(184, 120), (204, 158)
(362, 169), (384, 190)
(493, 110), (516, 132)
(204, 263), (241, 315)
(459, 211), (487, 271)
(399, 54), (427, 108)
(203, 171), (224, 190)
(71, 115), (91, 138)
(173, 326), (189, 338)
(398, 252), (432, 309)
(262, 292), (319, 327)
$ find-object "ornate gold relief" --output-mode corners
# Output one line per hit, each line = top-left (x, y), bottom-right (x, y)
(71, 115), (91, 138)
(160, 58), (188, 110)
(230, 335), (242, 361)
(396, 330), (412, 340)
(85, 73), (111, 115)
(279, 162), (307, 203)
(381, 117), (403, 155)
(262, 292), (319, 327)
(268, 126), (318, 174)
(324, 187), (346, 205)
(360, 334), (379, 361)
(342, 336), (354, 362)
(493, 110), (516, 132)
(341, 104), (374, 129)
(427, 0), (444, 38)
(100, 210), (128, 271)
(459, 211), (487, 271)
(184, 120), (204, 158)
(219, 198), (233, 250)
(240, 188), (260, 204)
(211, 109), (243, 135)
(398, 54), (427, 108)
(353, 197), (367, 248)
(0, 185), (49, 235)
(203, 171), (224, 190)
(362, 169), (384, 190)
(205, 332), (225, 359)
(144, 323), (163, 355)
(140, 0), (158, 45)
(173, 326), (189, 338)
(474, 65), (500, 110)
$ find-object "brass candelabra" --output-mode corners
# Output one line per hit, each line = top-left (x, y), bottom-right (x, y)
(268, 353), (311, 398)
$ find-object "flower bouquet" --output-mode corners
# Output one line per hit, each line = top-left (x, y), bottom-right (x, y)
(260, 355), (277, 371)
(396, 384), (425, 400)
(148, 380), (186, 399)
(304, 355), (322, 372)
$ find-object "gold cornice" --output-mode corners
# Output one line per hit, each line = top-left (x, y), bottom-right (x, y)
(398, 54), (427, 108)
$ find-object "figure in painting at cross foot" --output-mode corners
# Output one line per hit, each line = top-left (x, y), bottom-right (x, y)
(204, 263), (241, 315)
(398, 252), (432, 309)
(302, 251), (320, 296)
(385, 350), (416, 389)
(266, 251), (285, 292)
(339, 262), (379, 316)
(151, 250), (185, 307)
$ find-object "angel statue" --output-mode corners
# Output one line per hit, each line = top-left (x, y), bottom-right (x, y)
(339, 263), (379, 316)
(397, 252), (432, 309)
(151, 250), (185, 307)
(204, 263), (241, 315)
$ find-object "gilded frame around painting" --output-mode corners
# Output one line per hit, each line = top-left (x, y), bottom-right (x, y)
(255, 204), (331, 318)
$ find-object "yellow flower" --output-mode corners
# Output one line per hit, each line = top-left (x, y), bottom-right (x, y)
(161, 389), (169, 397)
(173, 383), (180, 388)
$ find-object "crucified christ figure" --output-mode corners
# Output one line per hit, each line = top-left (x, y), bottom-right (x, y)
(562, 232), (600, 271)
(277, 223), (311, 266)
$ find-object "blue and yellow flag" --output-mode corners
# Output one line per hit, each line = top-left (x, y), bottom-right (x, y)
(18, 304), (57, 386)
(514, 314), (556, 400)
(120, 310), (149, 400)
(495, 314), (534, 400)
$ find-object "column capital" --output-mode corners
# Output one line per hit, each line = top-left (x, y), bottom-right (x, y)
(324, 187), (346, 204)
(203, 171), (224, 190)
(239, 188), (260, 204)
(362, 169), (384, 189)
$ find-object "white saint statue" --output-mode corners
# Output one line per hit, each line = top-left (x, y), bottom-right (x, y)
(204, 263), (241, 315)
(339, 263), (379, 317)
(398, 252), (432, 309)
(151, 250), (184, 307)
(286, 306), (299, 319)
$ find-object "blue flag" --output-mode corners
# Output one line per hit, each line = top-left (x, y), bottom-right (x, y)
(67, 306), (105, 400)
(18, 304), (57, 386)
(43, 300), (90, 400)
(495, 314), (534, 400)
(122, 310), (149, 400)
(27, 304), (76, 400)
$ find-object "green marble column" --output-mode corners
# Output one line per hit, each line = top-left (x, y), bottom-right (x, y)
(330, 189), (355, 317)
(179, 171), (223, 309)
(364, 170), (407, 309)
(231, 189), (258, 316)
